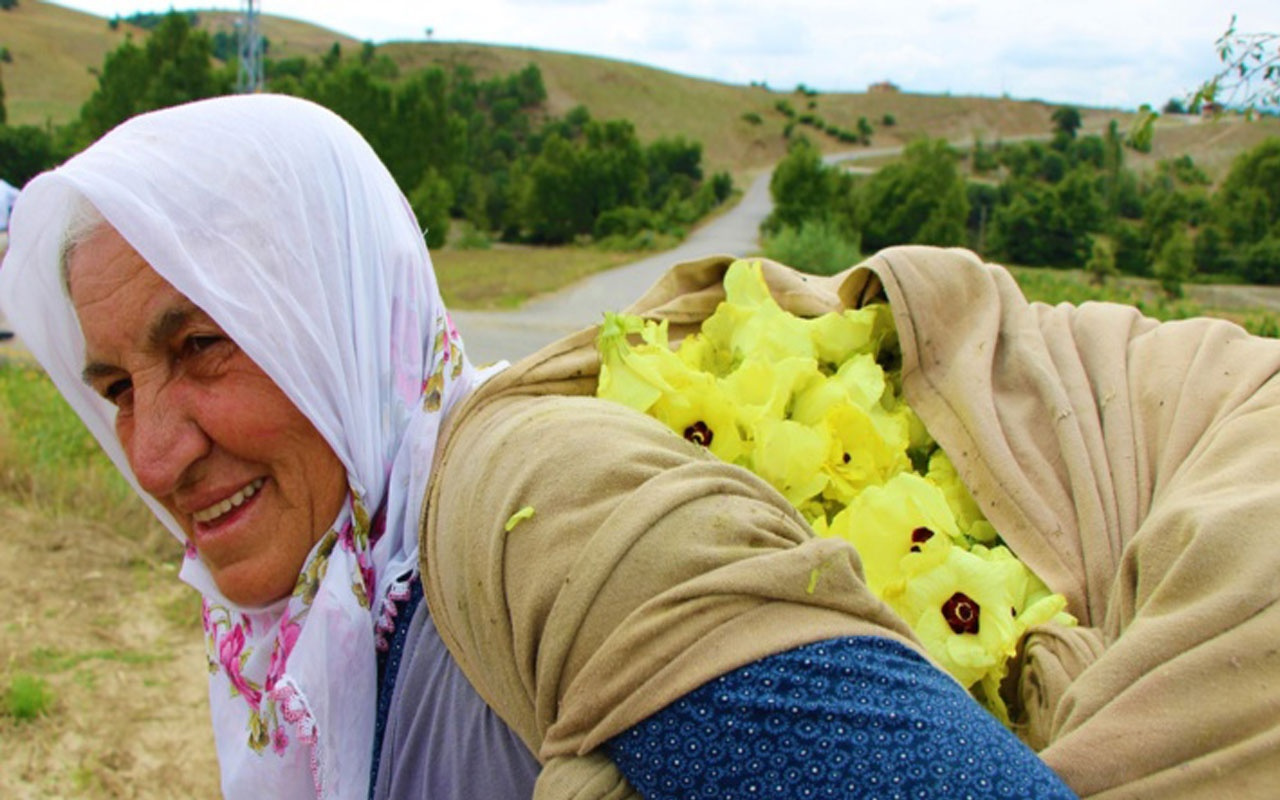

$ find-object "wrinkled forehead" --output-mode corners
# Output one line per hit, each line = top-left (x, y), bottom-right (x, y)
(65, 222), (190, 333)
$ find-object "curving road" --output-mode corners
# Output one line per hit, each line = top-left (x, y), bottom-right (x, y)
(451, 146), (905, 364)
(449, 169), (773, 365)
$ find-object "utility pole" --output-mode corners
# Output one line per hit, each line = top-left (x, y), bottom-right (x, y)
(236, 0), (264, 93)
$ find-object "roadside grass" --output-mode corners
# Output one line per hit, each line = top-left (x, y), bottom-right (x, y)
(0, 360), (163, 548)
(1008, 264), (1280, 335)
(433, 244), (636, 309)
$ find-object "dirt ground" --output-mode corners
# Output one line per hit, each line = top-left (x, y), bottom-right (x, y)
(0, 504), (221, 798)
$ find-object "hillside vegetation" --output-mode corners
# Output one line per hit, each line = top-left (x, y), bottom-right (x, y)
(2, 0), (1133, 176)
(0, 0), (360, 123)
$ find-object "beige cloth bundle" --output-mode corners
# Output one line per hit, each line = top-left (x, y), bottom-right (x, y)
(421, 246), (1280, 798)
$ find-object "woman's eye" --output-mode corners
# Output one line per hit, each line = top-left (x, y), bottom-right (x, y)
(184, 335), (224, 355)
(103, 378), (133, 405)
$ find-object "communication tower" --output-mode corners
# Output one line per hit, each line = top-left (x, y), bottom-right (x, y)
(236, 0), (264, 93)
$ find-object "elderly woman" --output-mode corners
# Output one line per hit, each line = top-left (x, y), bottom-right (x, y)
(1, 94), (1276, 798)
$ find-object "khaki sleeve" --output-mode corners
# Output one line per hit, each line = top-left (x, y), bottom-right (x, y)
(422, 394), (924, 797)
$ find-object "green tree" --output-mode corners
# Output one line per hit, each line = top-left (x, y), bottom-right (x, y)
(521, 132), (584, 242)
(1056, 168), (1105, 243)
(857, 137), (969, 251)
(987, 181), (1077, 267)
(408, 168), (454, 249)
(856, 116), (873, 145)
(1085, 235), (1118, 285)
(0, 67), (6, 125)
(1051, 106), (1082, 139)
(380, 67), (451, 193)
(1214, 137), (1280, 250)
(1241, 236), (1280, 284)
(765, 137), (853, 234)
(1153, 227), (1194, 297)
(0, 125), (60, 185)
(75, 12), (231, 145)
(301, 62), (394, 170)
(645, 136), (703, 207)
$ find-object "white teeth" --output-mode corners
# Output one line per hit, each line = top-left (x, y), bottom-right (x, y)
(193, 478), (265, 524)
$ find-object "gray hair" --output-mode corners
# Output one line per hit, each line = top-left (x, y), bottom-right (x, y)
(59, 195), (107, 296)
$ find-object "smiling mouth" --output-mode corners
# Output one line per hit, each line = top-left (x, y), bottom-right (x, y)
(192, 478), (265, 524)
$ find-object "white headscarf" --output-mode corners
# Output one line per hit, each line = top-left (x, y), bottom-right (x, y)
(0, 95), (494, 798)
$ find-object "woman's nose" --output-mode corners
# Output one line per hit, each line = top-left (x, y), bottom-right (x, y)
(123, 382), (210, 498)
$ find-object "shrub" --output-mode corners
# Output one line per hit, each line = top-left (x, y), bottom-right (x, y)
(408, 168), (454, 249)
(1241, 236), (1280, 285)
(1245, 313), (1280, 338)
(1085, 236), (1119, 285)
(593, 205), (657, 239)
(764, 220), (861, 276)
(454, 223), (493, 250)
(4, 673), (53, 722)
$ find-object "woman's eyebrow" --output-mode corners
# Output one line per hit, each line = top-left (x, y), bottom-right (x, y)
(79, 302), (202, 385)
(145, 304), (199, 351)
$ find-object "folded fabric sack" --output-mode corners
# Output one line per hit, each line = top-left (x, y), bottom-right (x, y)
(422, 245), (1280, 798)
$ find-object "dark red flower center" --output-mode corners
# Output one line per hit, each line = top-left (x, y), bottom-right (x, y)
(684, 421), (714, 447)
(942, 592), (981, 635)
(909, 526), (934, 552)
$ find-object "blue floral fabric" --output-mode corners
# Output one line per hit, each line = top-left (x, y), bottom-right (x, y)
(607, 636), (1077, 799)
(370, 573), (423, 797)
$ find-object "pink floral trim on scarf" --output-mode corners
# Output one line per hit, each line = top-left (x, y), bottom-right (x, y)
(200, 494), (383, 766)
(271, 677), (323, 796)
(375, 574), (413, 651)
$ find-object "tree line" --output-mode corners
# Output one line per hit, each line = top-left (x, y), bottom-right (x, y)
(765, 111), (1280, 289)
(0, 11), (732, 248)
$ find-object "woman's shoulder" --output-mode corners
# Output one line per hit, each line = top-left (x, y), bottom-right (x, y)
(442, 391), (708, 479)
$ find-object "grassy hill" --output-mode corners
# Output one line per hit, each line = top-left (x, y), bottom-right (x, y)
(380, 41), (1133, 175)
(0, 0), (361, 124)
(2, 0), (1276, 181)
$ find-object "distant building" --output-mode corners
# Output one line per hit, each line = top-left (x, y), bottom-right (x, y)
(868, 81), (900, 94)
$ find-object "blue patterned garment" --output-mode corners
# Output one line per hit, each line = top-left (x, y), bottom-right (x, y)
(370, 572), (423, 797)
(606, 636), (1077, 799)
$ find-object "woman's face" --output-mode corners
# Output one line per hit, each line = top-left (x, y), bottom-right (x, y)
(67, 225), (348, 607)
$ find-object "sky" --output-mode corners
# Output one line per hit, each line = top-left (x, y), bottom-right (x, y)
(47, 0), (1280, 111)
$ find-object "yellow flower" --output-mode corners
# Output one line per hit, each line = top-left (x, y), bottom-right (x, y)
(882, 542), (1026, 690)
(597, 313), (693, 413)
(749, 417), (831, 506)
(808, 306), (880, 369)
(836, 472), (962, 596)
(719, 355), (819, 428)
(649, 370), (749, 465)
(925, 449), (996, 543)
(791, 353), (886, 424)
(702, 260), (817, 366)
(674, 331), (729, 377)
(819, 404), (911, 505)
(1006, 550), (1076, 631)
